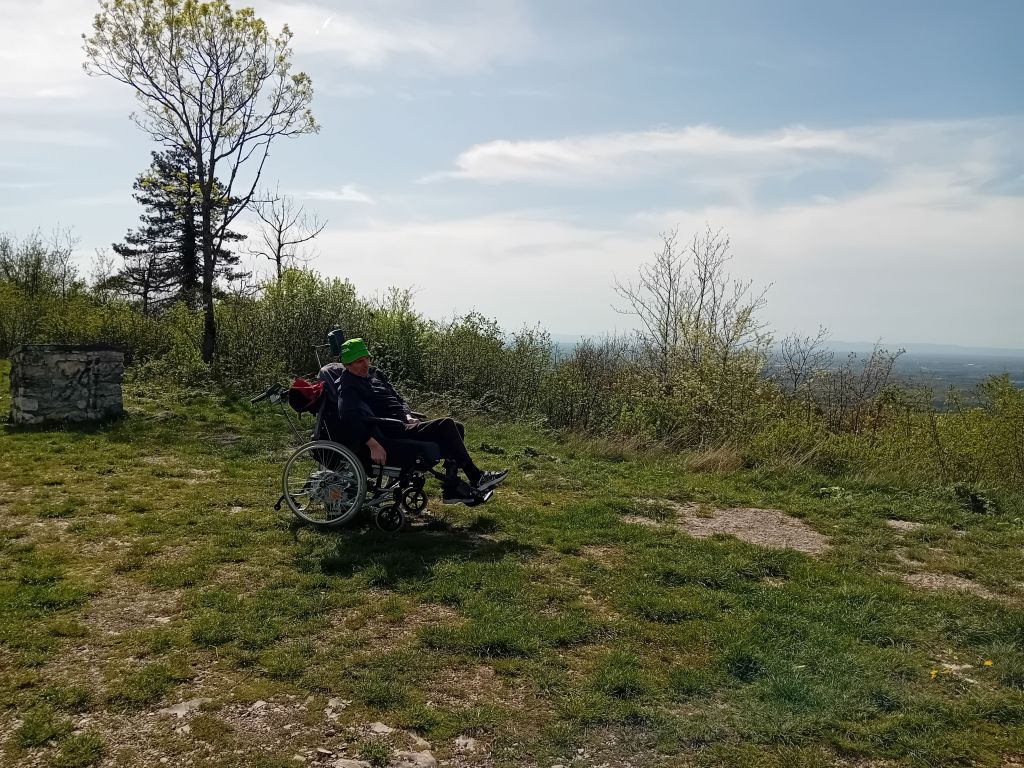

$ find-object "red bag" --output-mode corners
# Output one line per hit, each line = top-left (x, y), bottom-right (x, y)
(287, 378), (324, 414)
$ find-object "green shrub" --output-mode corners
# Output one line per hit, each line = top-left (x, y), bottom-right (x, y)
(4, 242), (1022, 490)
(14, 705), (70, 747)
(51, 732), (105, 768)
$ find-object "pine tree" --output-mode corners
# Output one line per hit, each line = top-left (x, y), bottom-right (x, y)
(112, 148), (245, 313)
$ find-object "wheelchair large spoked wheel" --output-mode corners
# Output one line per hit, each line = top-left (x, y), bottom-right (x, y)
(281, 441), (366, 527)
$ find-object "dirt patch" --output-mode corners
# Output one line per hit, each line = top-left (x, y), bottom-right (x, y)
(901, 572), (998, 600)
(425, 663), (527, 712)
(140, 455), (178, 466)
(83, 577), (182, 635)
(330, 596), (461, 654)
(626, 501), (829, 556)
(886, 519), (924, 532)
(622, 514), (661, 528)
(578, 544), (625, 567)
(679, 507), (829, 555)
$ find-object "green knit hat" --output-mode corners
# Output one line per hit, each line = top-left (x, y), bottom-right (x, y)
(340, 337), (370, 364)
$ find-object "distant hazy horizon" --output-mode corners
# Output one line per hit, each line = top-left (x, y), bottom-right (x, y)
(548, 334), (1024, 357)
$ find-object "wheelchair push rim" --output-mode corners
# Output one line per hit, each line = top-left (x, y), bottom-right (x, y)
(281, 441), (367, 527)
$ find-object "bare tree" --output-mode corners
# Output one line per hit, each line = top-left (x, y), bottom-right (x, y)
(679, 227), (771, 371)
(777, 326), (833, 396)
(613, 228), (686, 393)
(614, 226), (770, 394)
(612, 226), (773, 442)
(248, 186), (327, 278)
(89, 247), (117, 304)
(84, 0), (318, 362)
(814, 344), (905, 433)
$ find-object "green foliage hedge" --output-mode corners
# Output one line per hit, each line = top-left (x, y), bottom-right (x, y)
(2, 266), (1021, 491)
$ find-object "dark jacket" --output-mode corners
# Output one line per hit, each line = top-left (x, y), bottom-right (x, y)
(336, 367), (410, 446)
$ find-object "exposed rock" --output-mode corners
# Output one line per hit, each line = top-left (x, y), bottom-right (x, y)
(410, 735), (432, 750)
(158, 698), (211, 718)
(331, 761), (371, 768)
(455, 735), (479, 752)
(392, 751), (437, 768)
(367, 721), (395, 735)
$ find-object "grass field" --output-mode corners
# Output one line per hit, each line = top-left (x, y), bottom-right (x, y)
(1, 359), (1023, 768)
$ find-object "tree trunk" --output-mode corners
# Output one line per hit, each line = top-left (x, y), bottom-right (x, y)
(181, 184), (200, 309)
(200, 199), (216, 364)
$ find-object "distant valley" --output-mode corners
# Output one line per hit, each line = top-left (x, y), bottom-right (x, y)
(551, 335), (1024, 393)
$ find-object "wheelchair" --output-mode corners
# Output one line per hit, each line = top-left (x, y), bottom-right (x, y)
(250, 382), (489, 533)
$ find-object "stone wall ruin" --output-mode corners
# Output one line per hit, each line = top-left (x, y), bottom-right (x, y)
(9, 344), (124, 426)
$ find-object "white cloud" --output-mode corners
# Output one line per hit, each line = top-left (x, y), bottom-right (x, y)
(433, 118), (1024, 193)
(631, 170), (1023, 344)
(0, 0), (535, 107)
(309, 159), (1024, 347)
(0, 0), (100, 101)
(297, 186), (376, 205)
(258, 0), (536, 73)
(0, 121), (109, 147)
(433, 124), (877, 184)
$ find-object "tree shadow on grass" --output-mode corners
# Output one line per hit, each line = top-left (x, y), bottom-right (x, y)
(292, 515), (538, 589)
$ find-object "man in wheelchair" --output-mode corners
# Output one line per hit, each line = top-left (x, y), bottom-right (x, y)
(330, 338), (508, 506)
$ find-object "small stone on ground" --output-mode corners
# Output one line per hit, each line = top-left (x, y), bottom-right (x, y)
(158, 698), (211, 718)
(455, 734), (479, 751)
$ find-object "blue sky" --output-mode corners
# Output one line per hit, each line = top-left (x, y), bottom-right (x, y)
(2, 0), (1022, 346)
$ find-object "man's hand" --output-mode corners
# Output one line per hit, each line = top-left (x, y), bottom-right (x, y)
(405, 414), (421, 426)
(367, 437), (387, 465)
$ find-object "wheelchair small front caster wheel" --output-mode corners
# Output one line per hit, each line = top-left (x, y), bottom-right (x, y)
(375, 504), (405, 533)
(401, 487), (428, 513)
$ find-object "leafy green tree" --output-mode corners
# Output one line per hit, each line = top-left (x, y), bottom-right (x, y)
(84, 0), (317, 362)
(111, 148), (244, 313)
(0, 230), (84, 354)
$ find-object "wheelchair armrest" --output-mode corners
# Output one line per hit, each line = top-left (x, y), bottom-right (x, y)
(365, 417), (407, 428)
(409, 411), (426, 419)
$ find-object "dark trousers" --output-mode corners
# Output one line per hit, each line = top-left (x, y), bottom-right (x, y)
(399, 417), (470, 466)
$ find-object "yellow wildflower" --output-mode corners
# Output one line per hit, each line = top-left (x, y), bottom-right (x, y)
(984, 660), (993, 667)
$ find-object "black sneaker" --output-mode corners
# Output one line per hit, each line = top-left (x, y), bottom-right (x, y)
(474, 470), (509, 494)
(443, 481), (494, 506)
(443, 481), (480, 506)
